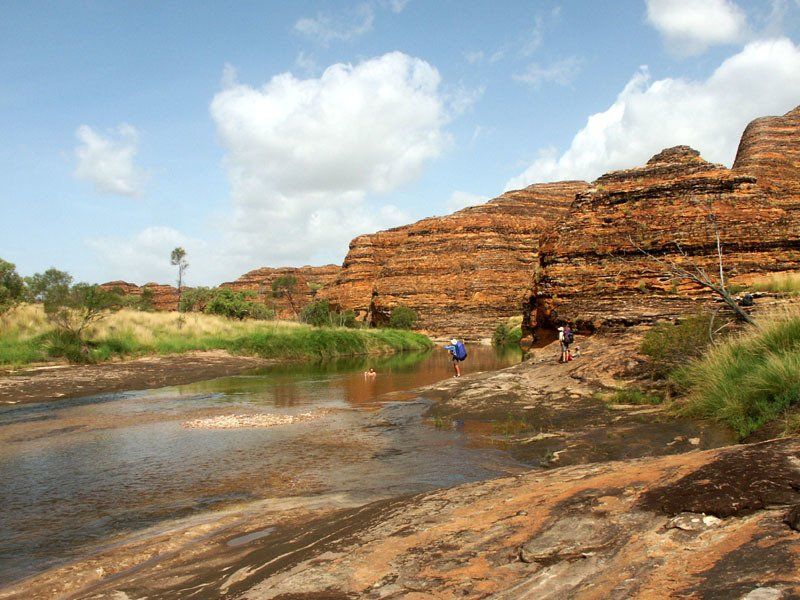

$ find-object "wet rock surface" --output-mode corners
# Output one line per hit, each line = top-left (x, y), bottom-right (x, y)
(638, 439), (800, 518)
(4, 332), (789, 599)
(420, 334), (734, 467)
(27, 438), (797, 599)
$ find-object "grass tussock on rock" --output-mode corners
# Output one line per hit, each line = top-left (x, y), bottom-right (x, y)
(671, 308), (800, 439)
(0, 304), (431, 366)
(748, 272), (800, 295)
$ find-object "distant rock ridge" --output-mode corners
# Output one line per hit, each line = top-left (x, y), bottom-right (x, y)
(219, 265), (340, 319)
(99, 281), (180, 311)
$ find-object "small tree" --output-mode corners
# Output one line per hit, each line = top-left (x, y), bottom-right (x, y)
(28, 271), (122, 359)
(300, 300), (331, 327)
(137, 287), (155, 311)
(170, 247), (189, 291)
(271, 274), (299, 315)
(170, 247), (188, 327)
(25, 268), (72, 303)
(0, 258), (24, 314)
(388, 305), (417, 329)
(179, 286), (215, 312)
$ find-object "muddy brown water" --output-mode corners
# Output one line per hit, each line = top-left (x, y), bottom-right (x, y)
(0, 346), (523, 585)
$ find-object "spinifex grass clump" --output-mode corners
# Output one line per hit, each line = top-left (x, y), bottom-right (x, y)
(674, 309), (800, 439)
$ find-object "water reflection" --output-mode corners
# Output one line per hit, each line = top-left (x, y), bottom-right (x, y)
(0, 345), (521, 585)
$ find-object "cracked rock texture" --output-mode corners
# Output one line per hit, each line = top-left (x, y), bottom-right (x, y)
(21, 439), (797, 599)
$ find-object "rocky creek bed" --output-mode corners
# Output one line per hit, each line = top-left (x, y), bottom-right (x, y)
(0, 332), (785, 599)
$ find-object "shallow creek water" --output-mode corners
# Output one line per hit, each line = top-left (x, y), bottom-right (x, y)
(0, 346), (522, 584)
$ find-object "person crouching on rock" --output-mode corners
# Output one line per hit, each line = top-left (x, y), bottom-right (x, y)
(445, 338), (468, 377)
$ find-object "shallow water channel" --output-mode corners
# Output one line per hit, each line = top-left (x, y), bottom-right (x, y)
(0, 346), (522, 585)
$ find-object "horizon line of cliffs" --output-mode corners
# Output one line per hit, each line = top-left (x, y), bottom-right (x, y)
(103, 104), (800, 339)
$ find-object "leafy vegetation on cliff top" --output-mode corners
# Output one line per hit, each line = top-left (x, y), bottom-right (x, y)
(0, 304), (432, 366)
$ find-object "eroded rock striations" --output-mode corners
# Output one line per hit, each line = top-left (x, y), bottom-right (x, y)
(99, 281), (180, 311)
(533, 105), (800, 331)
(319, 182), (588, 339)
(220, 265), (340, 319)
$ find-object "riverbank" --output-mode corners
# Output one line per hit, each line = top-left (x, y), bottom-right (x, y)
(0, 350), (276, 404)
(0, 305), (432, 368)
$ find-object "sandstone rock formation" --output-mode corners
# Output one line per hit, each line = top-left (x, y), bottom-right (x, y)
(532, 105), (800, 332)
(220, 265), (340, 319)
(733, 104), (800, 196)
(319, 182), (588, 339)
(99, 281), (180, 311)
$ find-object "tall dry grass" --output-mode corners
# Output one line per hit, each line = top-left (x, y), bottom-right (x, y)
(0, 304), (431, 365)
(748, 272), (800, 295)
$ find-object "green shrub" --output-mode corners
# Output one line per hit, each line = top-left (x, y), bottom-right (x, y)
(203, 288), (270, 320)
(247, 302), (275, 320)
(492, 322), (523, 346)
(330, 309), (357, 328)
(640, 313), (724, 378)
(44, 330), (91, 363)
(676, 311), (800, 439)
(301, 300), (331, 327)
(388, 305), (417, 329)
(0, 258), (24, 314)
(179, 287), (215, 312)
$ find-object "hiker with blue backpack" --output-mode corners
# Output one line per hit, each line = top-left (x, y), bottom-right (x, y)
(558, 325), (574, 363)
(445, 338), (468, 377)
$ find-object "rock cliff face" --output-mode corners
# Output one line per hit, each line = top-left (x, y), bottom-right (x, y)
(532, 106), (800, 331)
(733, 105), (800, 196)
(220, 265), (340, 319)
(99, 281), (180, 311)
(320, 182), (588, 339)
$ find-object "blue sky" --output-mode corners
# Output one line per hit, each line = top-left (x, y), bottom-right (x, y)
(2, 0), (800, 286)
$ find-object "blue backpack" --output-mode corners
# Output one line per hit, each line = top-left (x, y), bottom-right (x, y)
(454, 341), (467, 361)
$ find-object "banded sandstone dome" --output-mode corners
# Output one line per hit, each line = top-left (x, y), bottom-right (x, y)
(318, 182), (589, 339)
(535, 106), (800, 332)
(102, 105), (800, 339)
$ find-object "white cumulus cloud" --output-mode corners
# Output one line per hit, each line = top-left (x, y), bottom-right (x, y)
(506, 38), (800, 190)
(646, 0), (749, 56)
(74, 124), (147, 197)
(209, 51), (452, 273)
